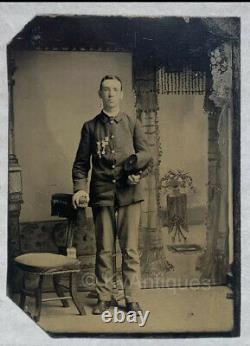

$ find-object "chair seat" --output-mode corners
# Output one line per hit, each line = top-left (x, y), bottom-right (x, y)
(15, 253), (81, 273)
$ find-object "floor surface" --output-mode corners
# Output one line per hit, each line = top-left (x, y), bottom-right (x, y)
(20, 286), (235, 335)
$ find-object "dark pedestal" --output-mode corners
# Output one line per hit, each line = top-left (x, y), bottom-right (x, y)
(167, 193), (188, 242)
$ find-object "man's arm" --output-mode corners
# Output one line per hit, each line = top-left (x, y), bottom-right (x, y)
(126, 117), (154, 185)
(72, 122), (91, 207)
(133, 117), (154, 170)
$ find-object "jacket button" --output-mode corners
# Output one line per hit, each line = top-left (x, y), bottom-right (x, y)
(110, 135), (114, 139)
(110, 120), (114, 124)
(111, 150), (115, 154)
(112, 179), (116, 183)
(112, 164), (115, 169)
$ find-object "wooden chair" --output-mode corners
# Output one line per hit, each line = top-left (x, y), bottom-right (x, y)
(14, 193), (86, 322)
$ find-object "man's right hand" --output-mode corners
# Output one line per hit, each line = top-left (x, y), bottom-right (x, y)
(72, 190), (89, 209)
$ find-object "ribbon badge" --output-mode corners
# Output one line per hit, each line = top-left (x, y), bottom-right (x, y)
(96, 136), (109, 158)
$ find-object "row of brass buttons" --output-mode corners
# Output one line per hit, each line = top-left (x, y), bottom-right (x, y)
(110, 121), (116, 183)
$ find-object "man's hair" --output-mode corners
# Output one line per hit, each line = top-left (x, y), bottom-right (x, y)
(99, 75), (123, 91)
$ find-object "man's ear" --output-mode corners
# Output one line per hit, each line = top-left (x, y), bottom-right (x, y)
(120, 91), (124, 100)
(98, 89), (102, 99)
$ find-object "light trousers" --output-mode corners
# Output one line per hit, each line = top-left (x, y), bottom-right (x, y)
(92, 202), (141, 302)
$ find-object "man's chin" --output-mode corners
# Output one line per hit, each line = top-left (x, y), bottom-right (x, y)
(106, 104), (118, 110)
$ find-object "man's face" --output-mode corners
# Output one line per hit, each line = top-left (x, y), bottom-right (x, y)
(99, 79), (123, 110)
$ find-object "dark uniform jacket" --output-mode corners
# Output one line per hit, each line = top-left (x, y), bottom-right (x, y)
(72, 110), (153, 207)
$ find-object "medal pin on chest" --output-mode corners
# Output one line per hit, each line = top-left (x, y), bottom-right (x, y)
(97, 136), (109, 157)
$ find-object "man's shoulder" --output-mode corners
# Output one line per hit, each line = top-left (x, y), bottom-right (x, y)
(121, 112), (137, 133)
(121, 112), (137, 125)
(82, 113), (102, 129)
(121, 111), (135, 119)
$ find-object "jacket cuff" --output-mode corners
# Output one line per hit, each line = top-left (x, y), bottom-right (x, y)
(73, 179), (88, 193)
(135, 152), (153, 170)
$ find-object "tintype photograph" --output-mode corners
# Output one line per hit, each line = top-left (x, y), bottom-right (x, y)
(7, 15), (240, 337)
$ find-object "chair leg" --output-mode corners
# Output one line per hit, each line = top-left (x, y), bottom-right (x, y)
(70, 272), (86, 315)
(19, 292), (26, 310)
(34, 275), (43, 322)
(19, 274), (26, 310)
(53, 274), (70, 307)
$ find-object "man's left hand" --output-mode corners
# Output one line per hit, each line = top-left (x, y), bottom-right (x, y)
(127, 174), (141, 185)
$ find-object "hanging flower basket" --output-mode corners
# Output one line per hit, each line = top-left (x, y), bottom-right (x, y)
(160, 169), (195, 196)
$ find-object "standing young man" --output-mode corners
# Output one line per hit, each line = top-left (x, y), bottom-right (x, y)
(72, 75), (153, 315)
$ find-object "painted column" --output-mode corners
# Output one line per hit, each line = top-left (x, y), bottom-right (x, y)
(198, 43), (233, 284)
(7, 50), (23, 296)
(134, 68), (174, 288)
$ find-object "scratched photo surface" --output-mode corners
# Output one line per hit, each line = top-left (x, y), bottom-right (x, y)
(7, 15), (240, 337)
